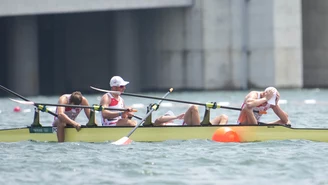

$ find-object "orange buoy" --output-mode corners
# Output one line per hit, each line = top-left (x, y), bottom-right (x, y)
(212, 127), (240, 142)
(13, 106), (21, 112)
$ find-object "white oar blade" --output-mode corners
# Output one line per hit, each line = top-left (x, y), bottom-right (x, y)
(10, 98), (34, 105)
(111, 136), (132, 145)
(90, 86), (121, 95)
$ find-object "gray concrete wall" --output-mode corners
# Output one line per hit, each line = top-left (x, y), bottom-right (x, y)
(1, 0), (308, 96)
(247, 0), (275, 87)
(302, 0), (328, 87)
(0, 0), (193, 17)
(37, 12), (116, 94)
(138, 8), (190, 90)
(140, 0), (242, 90)
(247, 0), (302, 88)
(145, 0), (303, 90)
(273, 0), (302, 88)
(184, 0), (204, 89)
(0, 18), (8, 92)
(64, 13), (114, 92)
(114, 11), (140, 92)
(158, 9), (186, 89)
(202, 0), (233, 89)
(6, 16), (39, 96)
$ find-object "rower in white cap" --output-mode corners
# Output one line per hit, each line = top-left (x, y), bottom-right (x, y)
(237, 87), (290, 125)
(100, 76), (137, 126)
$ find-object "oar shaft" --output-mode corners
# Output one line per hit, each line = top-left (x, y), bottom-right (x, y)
(122, 92), (252, 112)
(34, 103), (134, 112)
(132, 115), (142, 120)
(126, 89), (173, 138)
(0, 85), (59, 117)
(219, 106), (242, 111)
(122, 92), (265, 113)
(124, 92), (264, 113)
(122, 92), (205, 106)
(90, 86), (260, 113)
(90, 86), (205, 106)
(0, 85), (29, 101)
(38, 107), (58, 117)
(10, 98), (137, 112)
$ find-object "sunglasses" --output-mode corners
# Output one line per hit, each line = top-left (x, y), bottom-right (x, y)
(119, 86), (125, 88)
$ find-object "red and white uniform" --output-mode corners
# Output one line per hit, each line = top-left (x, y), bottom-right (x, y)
(101, 93), (125, 126)
(237, 92), (271, 124)
(52, 95), (82, 126)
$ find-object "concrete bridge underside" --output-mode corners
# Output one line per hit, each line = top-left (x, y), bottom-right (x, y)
(3, 0), (326, 96)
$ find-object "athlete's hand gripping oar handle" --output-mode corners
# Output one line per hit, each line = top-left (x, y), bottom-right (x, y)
(90, 86), (265, 114)
(111, 88), (173, 145)
(9, 99), (138, 112)
(0, 85), (58, 117)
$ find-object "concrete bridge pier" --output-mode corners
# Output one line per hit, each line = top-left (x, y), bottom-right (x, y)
(7, 16), (39, 96)
(114, 11), (140, 92)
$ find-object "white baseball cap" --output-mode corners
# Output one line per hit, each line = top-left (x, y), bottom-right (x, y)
(109, 76), (129, 87)
(265, 87), (277, 105)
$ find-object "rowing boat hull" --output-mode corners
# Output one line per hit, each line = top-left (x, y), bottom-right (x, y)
(1, 125), (328, 142)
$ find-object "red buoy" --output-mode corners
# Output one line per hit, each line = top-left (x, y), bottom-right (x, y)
(212, 127), (240, 142)
(13, 106), (21, 112)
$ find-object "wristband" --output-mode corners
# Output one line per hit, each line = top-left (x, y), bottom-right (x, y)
(118, 112), (122, 117)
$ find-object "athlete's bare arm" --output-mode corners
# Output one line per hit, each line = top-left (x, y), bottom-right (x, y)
(269, 105), (289, 124)
(154, 115), (178, 125)
(81, 97), (91, 119)
(57, 95), (80, 127)
(244, 91), (274, 109)
(100, 94), (121, 119)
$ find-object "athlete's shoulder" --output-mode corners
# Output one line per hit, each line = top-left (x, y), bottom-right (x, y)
(58, 94), (69, 103)
(244, 91), (259, 100)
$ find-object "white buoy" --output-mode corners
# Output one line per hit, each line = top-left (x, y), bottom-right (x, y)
(23, 109), (31, 113)
(131, 103), (145, 108)
(161, 102), (173, 107)
(278, 99), (288, 104)
(304, 99), (316, 104)
(218, 102), (230, 106)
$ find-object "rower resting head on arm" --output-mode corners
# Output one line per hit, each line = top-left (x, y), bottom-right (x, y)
(237, 87), (290, 125)
(53, 91), (90, 142)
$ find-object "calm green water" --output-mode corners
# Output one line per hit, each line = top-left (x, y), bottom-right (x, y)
(1, 89), (328, 185)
